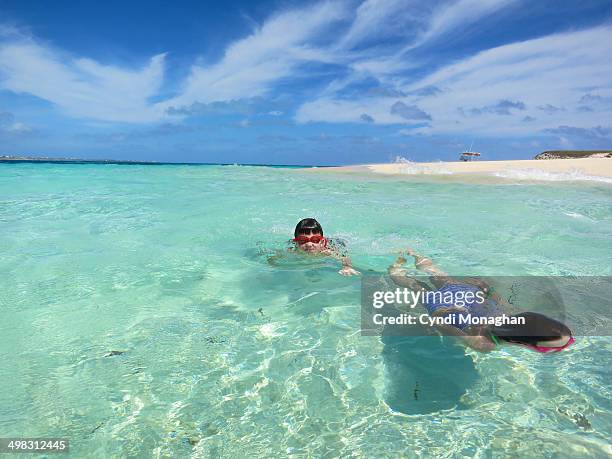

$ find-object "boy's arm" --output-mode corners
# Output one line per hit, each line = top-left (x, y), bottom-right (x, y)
(267, 249), (285, 265)
(406, 248), (490, 293)
(388, 256), (420, 288)
(388, 255), (436, 290)
(338, 255), (360, 276)
(326, 248), (360, 276)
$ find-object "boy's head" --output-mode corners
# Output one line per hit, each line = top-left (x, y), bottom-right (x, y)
(293, 218), (326, 253)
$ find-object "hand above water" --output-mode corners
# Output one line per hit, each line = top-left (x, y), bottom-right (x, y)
(339, 266), (361, 276)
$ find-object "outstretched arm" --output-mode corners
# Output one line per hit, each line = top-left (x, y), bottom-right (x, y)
(337, 255), (360, 276)
(267, 249), (286, 265)
(388, 255), (423, 289)
(400, 248), (452, 288)
(403, 248), (494, 293)
(325, 248), (360, 276)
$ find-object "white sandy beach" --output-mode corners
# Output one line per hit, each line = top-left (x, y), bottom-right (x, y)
(314, 158), (612, 181)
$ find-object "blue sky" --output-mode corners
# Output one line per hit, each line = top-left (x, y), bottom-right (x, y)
(1, 0), (611, 165)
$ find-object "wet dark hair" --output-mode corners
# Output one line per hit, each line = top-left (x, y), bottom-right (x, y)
(294, 218), (323, 237)
(490, 312), (572, 345)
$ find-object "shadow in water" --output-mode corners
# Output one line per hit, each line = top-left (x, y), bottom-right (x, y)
(241, 248), (479, 415)
(237, 247), (358, 317)
(382, 335), (479, 415)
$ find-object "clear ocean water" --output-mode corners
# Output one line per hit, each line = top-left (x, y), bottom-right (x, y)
(1, 163), (611, 457)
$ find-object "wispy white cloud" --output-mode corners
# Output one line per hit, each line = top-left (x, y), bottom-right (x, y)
(0, 110), (33, 134)
(0, 36), (166, 123)
(404, 0), (519, 50)
(336, 0), (418, 50)
(0, 24), (23, 38)
(161, 1), (347, 112)
(296, 97), (402, 124)
(1, 0), (610, 143)
(0, 2), (348, 123)
(408, 25), (612, 135)
(302, 0), (522, 114)
(297, 24), (612, 138)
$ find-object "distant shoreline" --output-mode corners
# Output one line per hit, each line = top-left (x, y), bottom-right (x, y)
(309, 158), (612, 181)
(0, 158), (317, 168)
(2, 154), (611, 172)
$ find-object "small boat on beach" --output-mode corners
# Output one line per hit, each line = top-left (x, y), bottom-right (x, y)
(459, 142), (481, 161)
(459, 151), (481, 161)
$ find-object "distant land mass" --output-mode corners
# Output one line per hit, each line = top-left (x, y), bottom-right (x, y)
(3, 153), (612, 165)
(0, 155), (161, 164)
(0, 155), (314, 167)
(534, 150), (612, 160)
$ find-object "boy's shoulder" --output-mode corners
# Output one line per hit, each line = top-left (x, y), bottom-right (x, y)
(326, 237), (348, 255)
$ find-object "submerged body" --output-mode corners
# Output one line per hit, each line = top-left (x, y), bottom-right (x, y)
(388, 249), (574, 353)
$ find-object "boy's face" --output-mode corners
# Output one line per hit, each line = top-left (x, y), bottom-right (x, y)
(295, 229), (326, 253)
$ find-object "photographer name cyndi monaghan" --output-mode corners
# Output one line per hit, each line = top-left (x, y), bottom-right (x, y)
(372, 312), (526, 327)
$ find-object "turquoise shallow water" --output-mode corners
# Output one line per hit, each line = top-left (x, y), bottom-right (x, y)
(1, 163), (611, 457)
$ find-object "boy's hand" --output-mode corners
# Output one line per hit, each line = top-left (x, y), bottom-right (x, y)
(388, 265), (407, 277)
(339, 266), (360, 276)
(393, 256), (407, 266)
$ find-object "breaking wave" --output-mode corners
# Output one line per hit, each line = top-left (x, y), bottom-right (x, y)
(492, 168), (612, 184)
(393, 156), (453, 175)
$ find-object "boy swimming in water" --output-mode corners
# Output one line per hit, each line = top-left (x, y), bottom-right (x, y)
(271, 218), (360, 276)
(388, 248), (574, 353)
